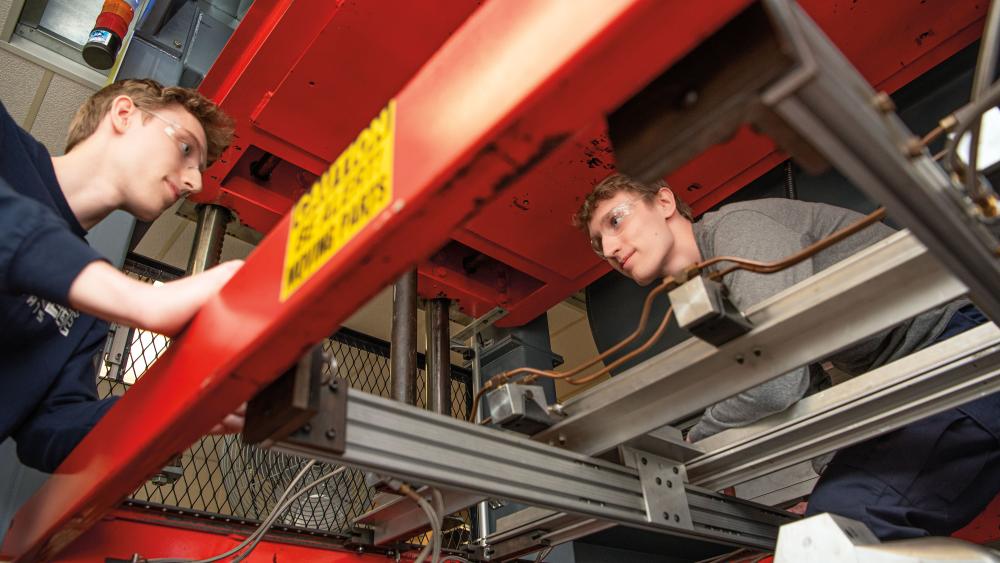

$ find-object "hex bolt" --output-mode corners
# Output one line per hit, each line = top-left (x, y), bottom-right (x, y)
(325, 429), (337, 440)
(328, 380), (339, 392)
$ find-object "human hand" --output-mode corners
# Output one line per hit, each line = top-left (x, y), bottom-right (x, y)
(69, 259), (243, 336)
(209, 402), (246, 435)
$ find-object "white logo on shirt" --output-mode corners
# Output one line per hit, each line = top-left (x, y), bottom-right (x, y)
(25, 295), (79, 336)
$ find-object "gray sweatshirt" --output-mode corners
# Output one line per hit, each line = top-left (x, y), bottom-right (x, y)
(687, 199), (968, 442)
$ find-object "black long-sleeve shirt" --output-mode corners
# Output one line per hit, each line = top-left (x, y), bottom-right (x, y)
(0, 101), (117, 472)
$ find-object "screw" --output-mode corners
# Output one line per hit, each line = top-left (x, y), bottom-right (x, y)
(872, 91), (895, 113)
(328, 380), (339, 392)
(656, 477), (662, 485)
(673, 467), (679, 474)
(173, 40), (182, 49)
(641, 457), (648, 465)
(667, 480), (673, 488)
(674, 514), (681, 523)
(325, 429), (337, 440)
(904, 137), (925, 158)
(753, 348), (762, 357)
(663, 511), (670, 520)
(301, 424), (312, 434)
(735, 355), (745, 365)
(558, 434), (567, 445)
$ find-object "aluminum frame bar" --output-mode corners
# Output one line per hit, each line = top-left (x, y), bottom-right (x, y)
(689, 323), (1000, 490)
(763, 0), (1000, 323)
(534, 230), (967, 457)
(278, 389), (793, 552)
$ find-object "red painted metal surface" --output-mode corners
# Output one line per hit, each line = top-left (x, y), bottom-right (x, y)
(54, 508), (389, 562)
(954, 494), (1000, 547)
(191, 0), (985, 326)
(1, 2), (989, 559)
(2, 1), (755, 560)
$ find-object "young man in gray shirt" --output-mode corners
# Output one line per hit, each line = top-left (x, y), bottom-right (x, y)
(576, 173), (998, 540)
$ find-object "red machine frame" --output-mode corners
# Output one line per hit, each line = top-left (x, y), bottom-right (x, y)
(0, 1), (987, 560)
(195, 0), (982, 325)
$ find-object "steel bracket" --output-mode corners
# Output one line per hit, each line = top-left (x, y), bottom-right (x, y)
(622, 447), (694, 531)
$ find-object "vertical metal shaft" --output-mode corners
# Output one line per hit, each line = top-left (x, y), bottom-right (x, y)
(186, 204), (231, 274)
(472, 335), (490, 543)
(426, 298), (452, 416)
(966, 0), (1000, 202)
(390, 270), (418, 404)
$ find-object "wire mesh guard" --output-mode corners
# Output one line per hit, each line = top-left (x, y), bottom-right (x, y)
(98, 259), (474, 550)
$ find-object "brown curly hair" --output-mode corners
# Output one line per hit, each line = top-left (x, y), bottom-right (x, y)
(573, 173), (693, 231)
(66, 78), (233, 165)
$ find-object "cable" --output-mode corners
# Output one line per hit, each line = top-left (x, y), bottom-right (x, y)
(534, 546), (554, 562)
(147, 460), (319, 563)
(692, 549), (747, 563)
(399, 484), (443, 563)
(431, 488), (445, 563)
(146, 462), (346, 563)
(231, 467), (345, 563)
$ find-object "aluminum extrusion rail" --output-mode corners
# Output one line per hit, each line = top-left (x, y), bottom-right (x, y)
(689, 323), (1000, 490)
(275, 389), (794, 554)
(763, 1), (1000, 323)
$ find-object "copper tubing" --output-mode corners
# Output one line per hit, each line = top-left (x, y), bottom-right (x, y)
(465, 278), (677, 421)
(467, 206), (887, 423)
(565, 307), (674, 386)
(703, 207), (886, 281)
(920, 125), (946, 148)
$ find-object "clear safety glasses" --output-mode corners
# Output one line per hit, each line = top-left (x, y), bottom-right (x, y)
(590, 197), (643, 259)
(139, 108), (207, 172)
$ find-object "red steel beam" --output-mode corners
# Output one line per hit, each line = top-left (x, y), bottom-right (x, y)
(1, 1), (753, 560)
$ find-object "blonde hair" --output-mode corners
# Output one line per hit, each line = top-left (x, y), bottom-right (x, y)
(573, 173), (693, 230)
(66, 78), (233, 165)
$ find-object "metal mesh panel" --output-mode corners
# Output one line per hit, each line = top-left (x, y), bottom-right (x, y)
(97, 257), (473, 548)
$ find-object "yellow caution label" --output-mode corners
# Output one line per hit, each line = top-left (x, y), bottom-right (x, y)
(281, 100), (395, 301)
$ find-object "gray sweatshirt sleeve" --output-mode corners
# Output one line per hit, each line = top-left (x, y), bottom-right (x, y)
(688, 210), (814, 442)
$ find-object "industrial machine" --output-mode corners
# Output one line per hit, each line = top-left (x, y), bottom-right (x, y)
(3, 0), (1000, 561)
